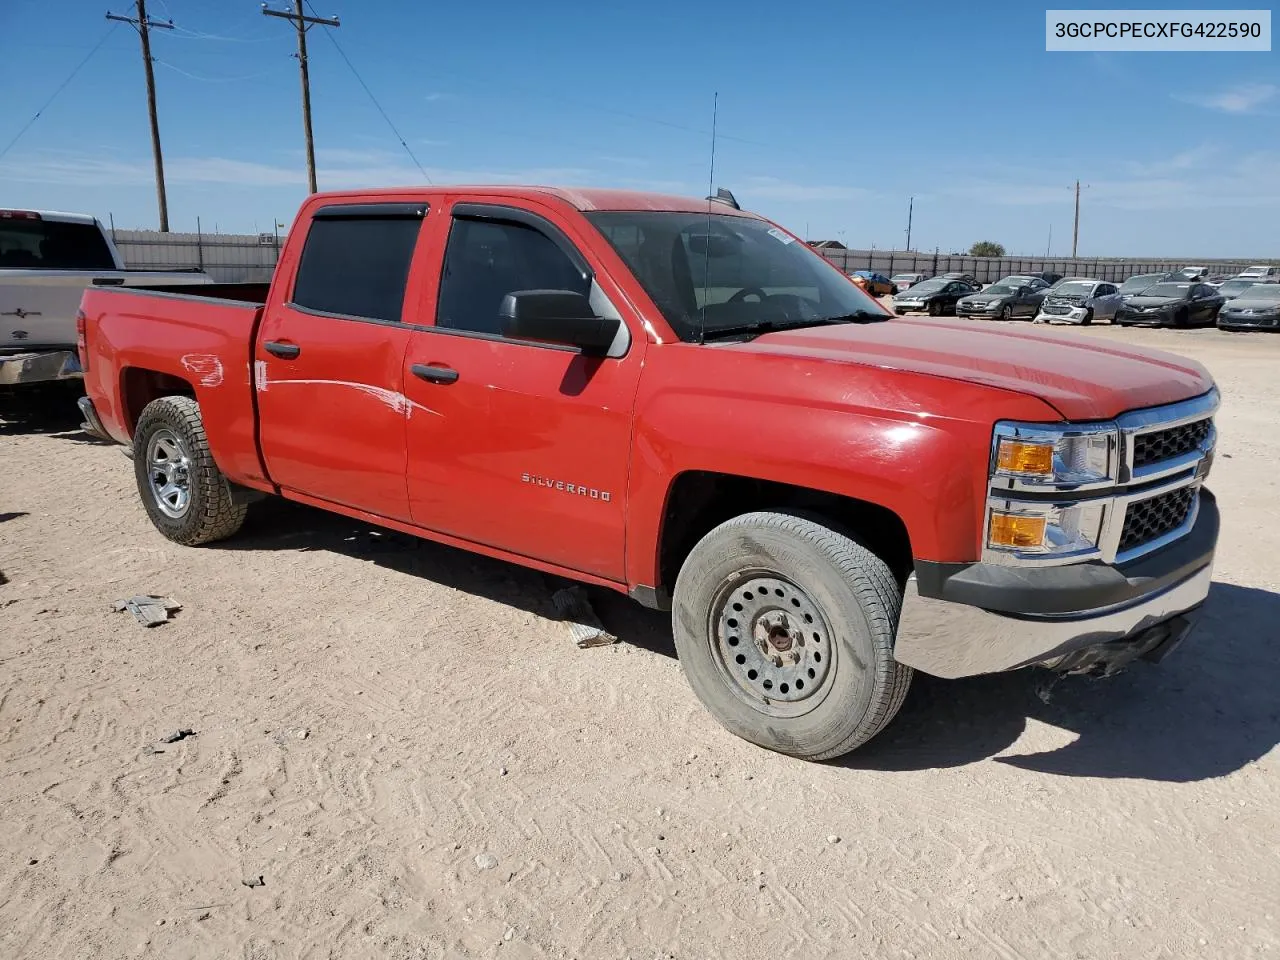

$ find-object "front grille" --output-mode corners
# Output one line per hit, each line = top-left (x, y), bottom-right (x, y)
(1119, 487), (1196, 553)
(1043, 304), (1072, 315)
(1132, 418), (1212, 468)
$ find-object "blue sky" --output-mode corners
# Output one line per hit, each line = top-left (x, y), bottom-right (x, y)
(1, 0), (1277, 256)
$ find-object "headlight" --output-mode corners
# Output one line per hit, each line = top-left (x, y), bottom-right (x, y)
(986, 498), (1107, 558)
(991, 421), (1118, 490)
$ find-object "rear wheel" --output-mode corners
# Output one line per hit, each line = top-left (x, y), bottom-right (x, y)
(672, 512), (912, 761)
(132, 396), (247, 546)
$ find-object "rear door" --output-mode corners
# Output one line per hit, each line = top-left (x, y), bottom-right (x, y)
(255, 202), (428, 521)
(402, 200), (644, 581)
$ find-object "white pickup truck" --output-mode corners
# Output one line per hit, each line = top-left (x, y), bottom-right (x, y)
(1, 208), (211, 386)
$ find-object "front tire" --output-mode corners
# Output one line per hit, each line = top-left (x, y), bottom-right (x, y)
(132, 395), (247, 546)
(999, 304), (1011, 321)
(672, 512), (912, 761)
(1082, 309), (1093, 326)
(928, 300), (942, 317)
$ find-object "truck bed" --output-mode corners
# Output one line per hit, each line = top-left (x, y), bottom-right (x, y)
(79, 283), (269, 487)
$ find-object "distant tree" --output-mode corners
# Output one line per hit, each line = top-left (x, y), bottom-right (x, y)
(969, 241), (1006, 257)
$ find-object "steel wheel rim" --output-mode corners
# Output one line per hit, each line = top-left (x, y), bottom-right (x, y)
(146, 427), (193, 519)
(708, 571), (838, 719)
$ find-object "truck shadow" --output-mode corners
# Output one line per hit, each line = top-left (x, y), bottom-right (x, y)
(0, 382), (106, 443)
(842, 581), (1280, 782)
(215, 499), (679, 659)
(217, 503), (1276, 783)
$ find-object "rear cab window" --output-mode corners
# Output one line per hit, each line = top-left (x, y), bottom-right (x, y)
(290, 204), (426, 323)
(0, 217), (115, 270)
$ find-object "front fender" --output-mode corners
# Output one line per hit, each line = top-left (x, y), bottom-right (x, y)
(623, 348), (1061, 589)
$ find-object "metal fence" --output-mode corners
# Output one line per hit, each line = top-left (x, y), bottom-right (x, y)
(112, 228), (281, 283)
(110, 227), (1264, 287)
(818, 249), (1257, 285)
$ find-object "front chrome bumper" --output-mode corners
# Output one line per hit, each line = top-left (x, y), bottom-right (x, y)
(894, 562), (1212, 678)
(0, 350), (82, 386)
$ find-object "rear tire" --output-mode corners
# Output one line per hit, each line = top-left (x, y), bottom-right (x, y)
(672, 511), (912, 761)
(132, 396), (247, 546)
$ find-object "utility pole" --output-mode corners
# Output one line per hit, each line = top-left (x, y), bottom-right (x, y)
(107, 1), (173, 231)
(1047, 223), (1052, 257)
(905, 196), (913, 251)
(263, 1), (340, 194)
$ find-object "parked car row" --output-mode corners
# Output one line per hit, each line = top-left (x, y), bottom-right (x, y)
(890, 263), (1280, 331)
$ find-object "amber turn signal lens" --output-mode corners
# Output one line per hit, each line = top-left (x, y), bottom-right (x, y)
(988, 512), (1047, 549)
(997, 440), (1055, 476)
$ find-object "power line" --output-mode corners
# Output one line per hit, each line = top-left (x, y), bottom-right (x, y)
(303, 0), (431, 184)
(154, 59), (285, 83)
(0, 24), (120, 164)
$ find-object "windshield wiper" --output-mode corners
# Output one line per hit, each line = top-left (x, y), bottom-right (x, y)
(699, 312), (883, 342)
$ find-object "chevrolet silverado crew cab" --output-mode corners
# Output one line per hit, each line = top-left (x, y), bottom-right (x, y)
(77, 187), (1220, 761)
(1, 208), (209, 387)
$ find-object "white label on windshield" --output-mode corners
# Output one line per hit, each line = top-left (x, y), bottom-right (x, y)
(767, 228), (795, 245)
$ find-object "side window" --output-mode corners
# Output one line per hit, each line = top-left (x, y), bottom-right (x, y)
(292, 214), (421, 322)
(436, 218), (589, 335)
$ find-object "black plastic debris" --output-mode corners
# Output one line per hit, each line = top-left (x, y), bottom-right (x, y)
(551, 585), (617, 649)
(113, 595), (181, 627)
(242, 875), (265, 889)
(160, 729), (196, 744)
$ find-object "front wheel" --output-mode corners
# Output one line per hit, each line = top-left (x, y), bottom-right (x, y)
(999, 305), (1012, 321)
(132, 395), (247, 546)
(1081, 309), (1093, 326)
(672, 512), (913, 761)
(928, 300), (942, 317)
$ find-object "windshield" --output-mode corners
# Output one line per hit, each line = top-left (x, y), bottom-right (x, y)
(1177, 268), (1203, 278)
(1237, 284), (1280, 301)
(903, 279), (947, 295)
(1219, 280), (1256, 297)
(983, 283), (1019, 296)
(0, 218), (115, 270)
(1145, 283), (1192, 298)
(1239, 266), (1270, 276)
(890, 274), (917, 282)
(1051, 281), (1096, 297)
(1119, 275), (1162, 293)
(586, 211), (885, 340)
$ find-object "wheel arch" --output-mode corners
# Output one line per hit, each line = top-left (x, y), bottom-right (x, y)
(643, 470), (914, 609)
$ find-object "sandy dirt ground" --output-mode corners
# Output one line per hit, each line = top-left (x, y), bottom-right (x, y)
(2, 320), (1278, 960)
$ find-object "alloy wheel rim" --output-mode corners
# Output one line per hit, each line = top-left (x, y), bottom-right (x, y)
(146, 428), (193, 519)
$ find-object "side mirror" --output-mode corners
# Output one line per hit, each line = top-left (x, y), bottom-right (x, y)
(498, 289), (620, 355)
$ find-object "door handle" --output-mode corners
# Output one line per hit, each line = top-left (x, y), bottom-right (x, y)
(412, 363), (459, 385)
(264, 340), (301, 359)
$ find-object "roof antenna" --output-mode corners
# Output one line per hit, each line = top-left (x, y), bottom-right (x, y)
(698, 91), (718, 345)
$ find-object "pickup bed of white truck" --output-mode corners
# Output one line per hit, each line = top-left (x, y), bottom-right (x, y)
(1, 208), (211, 386)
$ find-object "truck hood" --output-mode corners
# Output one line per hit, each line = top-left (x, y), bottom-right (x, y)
(736, 317), (1213, 421)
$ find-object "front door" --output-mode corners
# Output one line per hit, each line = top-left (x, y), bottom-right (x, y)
(256, 203), (427, 521)
(403, 202), (644, 581)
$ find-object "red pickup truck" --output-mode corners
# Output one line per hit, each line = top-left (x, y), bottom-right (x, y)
(77, 186), (1220, 760)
